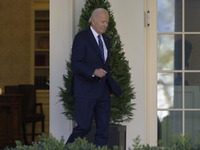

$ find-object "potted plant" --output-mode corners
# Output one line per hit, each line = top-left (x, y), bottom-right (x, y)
(59, 0), (136, 149)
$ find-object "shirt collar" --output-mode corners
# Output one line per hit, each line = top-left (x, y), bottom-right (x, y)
(90, 26), (101, 38)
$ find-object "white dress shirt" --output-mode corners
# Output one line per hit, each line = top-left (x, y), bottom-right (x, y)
(90, 26), (108, 61)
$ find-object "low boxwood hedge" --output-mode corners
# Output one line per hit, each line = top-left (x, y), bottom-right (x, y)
(4, 133), (200, 150)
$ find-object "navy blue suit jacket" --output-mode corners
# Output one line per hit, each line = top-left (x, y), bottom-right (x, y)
(71, 28), (122, 98)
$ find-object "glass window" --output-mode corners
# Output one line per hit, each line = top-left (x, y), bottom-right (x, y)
(157, 73), (182, 109)
(185, 73), (200, 108)
(157, 0), (182, 32)
(185, 111), (200, 144)
(158, 111), (182, 146)
(157, 34), (182, 70)
(185, 35), (200, 70)
(157, 0), (200, 146)
(185, 0), (200, 32)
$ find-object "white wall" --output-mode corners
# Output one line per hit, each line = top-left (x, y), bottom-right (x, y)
(108, 0), (146, 148)
(50, 0), (145, 148)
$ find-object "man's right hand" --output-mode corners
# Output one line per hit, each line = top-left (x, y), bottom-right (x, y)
(93, 69), (107, 78)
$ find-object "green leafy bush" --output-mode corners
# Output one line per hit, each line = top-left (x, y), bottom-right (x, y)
(5, 133), (65, 150)
(129, 134), (200, 150)
(5, 133), (200, 150)
(66, 137), (119, 150)
(5, 134), (120, 150)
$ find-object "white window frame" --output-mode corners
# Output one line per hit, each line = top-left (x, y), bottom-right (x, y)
(145, 0), (200, 146)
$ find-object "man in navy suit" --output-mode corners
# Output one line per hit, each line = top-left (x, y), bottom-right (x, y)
(66, 8), (122, 147)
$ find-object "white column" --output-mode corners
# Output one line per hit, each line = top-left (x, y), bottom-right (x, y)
(50, 0), (73, 141)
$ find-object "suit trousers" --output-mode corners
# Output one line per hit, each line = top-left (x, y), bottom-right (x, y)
(66, 85), (111, 147)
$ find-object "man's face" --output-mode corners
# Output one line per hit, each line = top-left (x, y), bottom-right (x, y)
(92, 12), (109, 35)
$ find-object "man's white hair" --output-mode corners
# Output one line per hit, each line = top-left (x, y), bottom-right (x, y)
(89, 8), (108, 22)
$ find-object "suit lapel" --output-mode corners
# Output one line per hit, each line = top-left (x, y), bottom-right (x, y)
(88, 29), (101, 53)
(102, 35), (109, 50)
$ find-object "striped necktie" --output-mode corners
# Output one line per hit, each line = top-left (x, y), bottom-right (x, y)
(97, 35), (105, 63)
